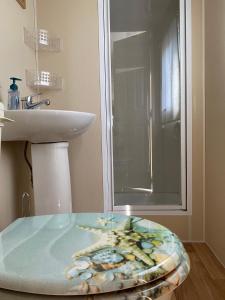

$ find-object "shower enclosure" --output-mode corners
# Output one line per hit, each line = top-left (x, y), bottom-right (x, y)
(99, 0), (192, 213)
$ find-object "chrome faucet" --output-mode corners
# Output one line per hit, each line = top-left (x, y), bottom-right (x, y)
(21, 93), (51, 110)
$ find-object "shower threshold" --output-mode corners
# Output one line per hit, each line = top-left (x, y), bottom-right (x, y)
(114, 192), (181, 207)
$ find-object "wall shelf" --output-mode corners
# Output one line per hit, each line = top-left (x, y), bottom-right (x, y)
(24, 28), (62, 52)
(26, 70), (63, 90)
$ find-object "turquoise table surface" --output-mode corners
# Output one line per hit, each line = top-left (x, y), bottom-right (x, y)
(0, 213), (190, 296)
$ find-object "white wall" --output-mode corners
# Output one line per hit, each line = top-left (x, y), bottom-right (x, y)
(205, 0), (225, 266)
(0, 0), (36, 104)
(0, 0), (36, 229)
(36, 0), (104, 212)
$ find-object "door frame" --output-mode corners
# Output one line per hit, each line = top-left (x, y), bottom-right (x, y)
(98, 0), (192, 215)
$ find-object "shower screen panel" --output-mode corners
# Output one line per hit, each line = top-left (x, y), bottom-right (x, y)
(107, 0), (187, 211)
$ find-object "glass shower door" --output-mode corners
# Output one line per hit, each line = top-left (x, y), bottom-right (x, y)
(109, 0), (186, 210)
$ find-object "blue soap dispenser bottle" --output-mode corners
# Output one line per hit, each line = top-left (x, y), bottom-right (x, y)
(8, 77), (22, 110)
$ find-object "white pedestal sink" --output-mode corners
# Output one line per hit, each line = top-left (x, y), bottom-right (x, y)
(2, 110), (95, 216)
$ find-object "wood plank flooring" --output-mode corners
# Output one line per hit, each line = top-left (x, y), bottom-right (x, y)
(173, 243), (225, 300)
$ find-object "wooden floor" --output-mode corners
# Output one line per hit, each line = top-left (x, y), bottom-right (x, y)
(173, 243), (225, 300)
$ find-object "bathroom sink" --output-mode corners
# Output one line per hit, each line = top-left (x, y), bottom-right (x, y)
(2, 109), (96, 143)
(2, 109), (96, 216)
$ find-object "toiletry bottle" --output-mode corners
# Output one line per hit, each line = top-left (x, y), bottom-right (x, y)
(8, 77), (22, 110)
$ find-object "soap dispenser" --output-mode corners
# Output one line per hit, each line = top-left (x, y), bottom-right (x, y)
(8, 77), (22, 110)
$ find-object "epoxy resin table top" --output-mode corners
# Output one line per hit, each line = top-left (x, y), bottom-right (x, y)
(0, 213), (189, 296)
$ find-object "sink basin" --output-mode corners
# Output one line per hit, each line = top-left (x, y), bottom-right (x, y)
(2, 109), (96, 143)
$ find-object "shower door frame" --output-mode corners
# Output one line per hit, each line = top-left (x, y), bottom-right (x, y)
(98, 0), (192, 215)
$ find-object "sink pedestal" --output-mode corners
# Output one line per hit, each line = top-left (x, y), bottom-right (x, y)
(31, 142), (72, 215)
